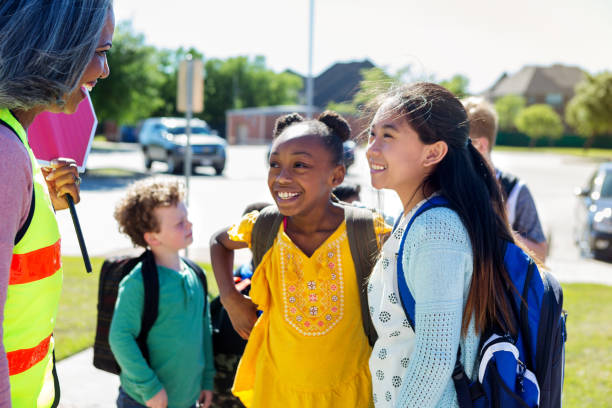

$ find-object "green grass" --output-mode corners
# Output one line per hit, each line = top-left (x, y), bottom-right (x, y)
(495, 145), (612, 160)
(54, 256), (216, 361)
(561, 283), (612, 407)
(54, 258), (612, 406)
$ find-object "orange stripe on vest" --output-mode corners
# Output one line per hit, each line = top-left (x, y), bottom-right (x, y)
(7, 334), (52, 375)
(10, 240), (61, 285)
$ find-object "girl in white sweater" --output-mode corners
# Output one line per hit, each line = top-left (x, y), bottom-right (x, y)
(365, 83), (518, 408)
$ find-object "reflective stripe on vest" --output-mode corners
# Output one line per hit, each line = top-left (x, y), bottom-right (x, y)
(1, 108), (62, 407)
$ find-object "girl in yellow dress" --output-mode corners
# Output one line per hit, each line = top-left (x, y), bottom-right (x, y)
(210, 111), (390, 408)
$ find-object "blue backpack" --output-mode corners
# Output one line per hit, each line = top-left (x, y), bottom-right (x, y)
(396, 196), (567, 408)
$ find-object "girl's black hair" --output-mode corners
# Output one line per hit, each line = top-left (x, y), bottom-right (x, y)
(272, 110), (351, 166)
(376, 82), (516, 336)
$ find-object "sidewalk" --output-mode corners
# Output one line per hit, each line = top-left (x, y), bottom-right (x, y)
(57, 348), (119, 407)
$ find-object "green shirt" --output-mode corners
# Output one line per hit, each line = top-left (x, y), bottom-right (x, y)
(109, 260), (215, 408)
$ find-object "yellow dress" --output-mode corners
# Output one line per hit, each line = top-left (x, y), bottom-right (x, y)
(228, 210), (390, 408)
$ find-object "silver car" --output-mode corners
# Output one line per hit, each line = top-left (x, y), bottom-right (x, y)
(574, 162), (612, 261)
(138, 117), (227, 175)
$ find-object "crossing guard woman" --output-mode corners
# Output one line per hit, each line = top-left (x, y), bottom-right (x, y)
(0, 1), (115, 406)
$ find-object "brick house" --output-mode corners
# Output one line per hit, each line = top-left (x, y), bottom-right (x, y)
(226, 60), (375, 144)
(226, 105), (367, 145)
(484, 64), (585, 117)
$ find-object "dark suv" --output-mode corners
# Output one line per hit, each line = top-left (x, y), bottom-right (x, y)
(574, 162), (612, 261)
(138, 117), (227, 175)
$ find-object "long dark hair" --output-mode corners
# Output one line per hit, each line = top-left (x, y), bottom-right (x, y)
(375, 82), (516, 336)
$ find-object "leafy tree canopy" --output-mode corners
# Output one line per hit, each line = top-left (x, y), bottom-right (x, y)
(90, 21), (165, 126)
(565, 71), (612, 138)
(515, 104), (563, 145)
(494, 94), (526, 131)
(438, 74), (470, 98)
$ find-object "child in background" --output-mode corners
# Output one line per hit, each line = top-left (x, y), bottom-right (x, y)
(462, 96), (547, 261)
(210, 111), (390, 408)
(333, 182), (361, 203)
(110, 178), (215, 408)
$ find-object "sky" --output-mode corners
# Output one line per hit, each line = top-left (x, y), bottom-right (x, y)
(114, 0), (612, 94)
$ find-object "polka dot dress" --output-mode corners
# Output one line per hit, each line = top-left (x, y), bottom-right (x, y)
(368, 201), (426, 407)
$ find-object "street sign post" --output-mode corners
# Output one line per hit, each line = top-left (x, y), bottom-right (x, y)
(177, 56), (204, 257)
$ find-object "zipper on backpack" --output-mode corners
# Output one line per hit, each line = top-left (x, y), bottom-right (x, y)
(561, 311), (568, 343)
(517, 360), (527, 393)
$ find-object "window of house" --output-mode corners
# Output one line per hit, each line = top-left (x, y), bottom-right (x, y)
(546, 93), (563, 106)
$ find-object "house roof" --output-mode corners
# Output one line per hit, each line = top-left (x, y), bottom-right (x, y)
(486, 64), (584, 98)
(313, 60), (375, 107)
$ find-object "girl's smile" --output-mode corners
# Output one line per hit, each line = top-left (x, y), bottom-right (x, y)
(268, 128), (344, 218)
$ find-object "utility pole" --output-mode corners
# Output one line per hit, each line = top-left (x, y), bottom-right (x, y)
(306, 0), (315, 118)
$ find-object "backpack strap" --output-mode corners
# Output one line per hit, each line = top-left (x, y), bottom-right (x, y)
(182, 257), (209, 315)
(395, 196), (475, 407)
(251, 205), (283, 269)
(344, 204), (379, 347)
(136, 250), (158, 364)
(1, 116), (36, 246)
(498, 171), (519, 201)
(396, 195), (451, 328)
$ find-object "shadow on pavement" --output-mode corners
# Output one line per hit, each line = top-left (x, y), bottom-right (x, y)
(80, 168), (149, 191)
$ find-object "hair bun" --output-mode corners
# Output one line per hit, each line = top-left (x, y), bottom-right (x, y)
(318, 110), (351, 142)
(273, 113), (304, 137)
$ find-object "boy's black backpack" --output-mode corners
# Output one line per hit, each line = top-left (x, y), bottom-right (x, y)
(93, 250), (208, 374)
(210, 275), (252, 355)
(395, 196), (567, 408)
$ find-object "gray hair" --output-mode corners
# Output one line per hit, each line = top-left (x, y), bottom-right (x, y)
(0, 0), (112, 110)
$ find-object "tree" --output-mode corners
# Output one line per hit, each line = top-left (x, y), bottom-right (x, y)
(494, 94), (526, 131)
(514, 104), (564, 147)
(90, 22), (165, 136)
(200, 56), (302, 132)
(151, 47), (205, 119)
(565, 72), (612, 148)
(438, 74), (470, 98)
(326, 67), (398, 114)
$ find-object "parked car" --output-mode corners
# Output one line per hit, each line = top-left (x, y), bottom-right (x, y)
(138, 117), (226, 175)
(574, 162), (612, 261)
(266, 140), (356, 170)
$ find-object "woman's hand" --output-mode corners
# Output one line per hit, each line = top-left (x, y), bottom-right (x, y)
(41, 158), (80, 210)
(221, 291), (258, 339)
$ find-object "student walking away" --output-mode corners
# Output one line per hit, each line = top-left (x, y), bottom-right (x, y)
(108, 179), (214, 408)
(0, 2), (114, 406)
(210, 111), (391, 408)
(462, 97), (548, 261)
(365, 83), (565, 408)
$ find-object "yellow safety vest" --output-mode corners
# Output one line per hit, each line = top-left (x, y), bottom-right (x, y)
(0, 109), (62, 408)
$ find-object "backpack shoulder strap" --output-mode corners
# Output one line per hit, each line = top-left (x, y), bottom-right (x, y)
(182, 257), (209, 315)
(394, 197), (472, 403)
(498, 171), (519, 201)
(396, 196), (451, 328)
(251, 205), (283, 269)
(344, 204), (379, 346)
(136, 250), (158, 364)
